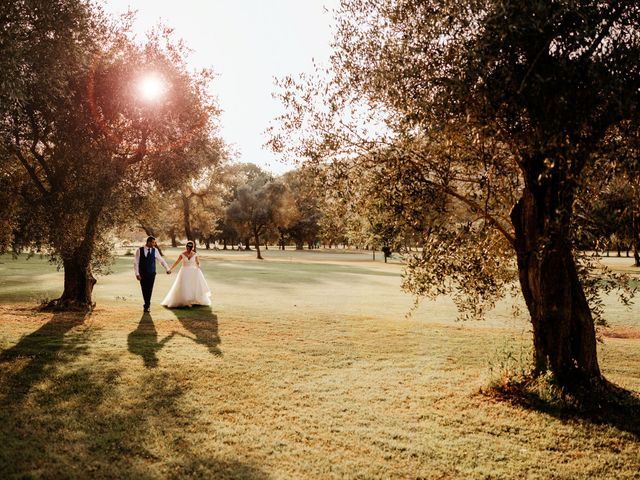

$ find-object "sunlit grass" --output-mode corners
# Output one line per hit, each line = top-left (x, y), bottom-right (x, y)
(0, 250), (639, 478)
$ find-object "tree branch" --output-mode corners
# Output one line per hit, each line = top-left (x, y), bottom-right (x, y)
(402, 152), (516, 246)
(517, 38), (553, 95)
(12, 148), (49, 196)
(27, 110), (55, 182)
(439, 180), (516, 246)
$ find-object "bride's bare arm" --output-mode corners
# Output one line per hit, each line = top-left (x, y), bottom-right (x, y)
(196, 254), (201, 268)
(168, 254), (183, 272)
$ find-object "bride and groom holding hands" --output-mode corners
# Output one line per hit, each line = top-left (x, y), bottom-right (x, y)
(134, 236), (211, 312)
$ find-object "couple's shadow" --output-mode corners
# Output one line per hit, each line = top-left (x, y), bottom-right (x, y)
(127, 307), (221, 368)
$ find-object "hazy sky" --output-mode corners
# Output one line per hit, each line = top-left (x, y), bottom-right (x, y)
(102, 0), (338, 173)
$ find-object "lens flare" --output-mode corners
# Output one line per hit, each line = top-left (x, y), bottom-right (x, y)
(137, 73), (166, 101)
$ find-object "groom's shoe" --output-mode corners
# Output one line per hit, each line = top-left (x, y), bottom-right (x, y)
(143, 306), (150, 313)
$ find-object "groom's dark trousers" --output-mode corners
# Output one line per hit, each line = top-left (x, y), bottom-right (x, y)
(139, 246), (157, 310)
(140, 273), (156, 310)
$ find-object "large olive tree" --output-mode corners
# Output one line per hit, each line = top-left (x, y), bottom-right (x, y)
(0, 0), (221, 309)
(270, 0), (640, 390)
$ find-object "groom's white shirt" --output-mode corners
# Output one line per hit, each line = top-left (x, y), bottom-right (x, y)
(133, 246), (170, 276)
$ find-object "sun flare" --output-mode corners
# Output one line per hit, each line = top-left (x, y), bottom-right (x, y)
(137, 73), (166, 102)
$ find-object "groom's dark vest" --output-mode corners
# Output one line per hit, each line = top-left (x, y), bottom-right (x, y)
(139, 247), (156, 275)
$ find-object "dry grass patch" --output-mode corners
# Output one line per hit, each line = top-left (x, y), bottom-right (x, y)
(1, 304), (639, 479)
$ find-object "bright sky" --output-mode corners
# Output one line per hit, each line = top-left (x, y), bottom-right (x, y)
(102, 0), (338, 174)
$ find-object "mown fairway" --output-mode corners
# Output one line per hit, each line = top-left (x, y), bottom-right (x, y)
(1, 249), (639, 479)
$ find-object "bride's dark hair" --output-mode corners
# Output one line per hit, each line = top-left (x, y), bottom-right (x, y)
(186, 240), (195, 252)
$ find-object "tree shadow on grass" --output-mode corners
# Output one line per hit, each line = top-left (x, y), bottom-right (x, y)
(0, 310), (269, 479)
(167, 306), (222, 356)
(0, 310), (89, 403)
(127, 312), (175, 368)
(486, 379), (640, 439)
(0, 360), (268, 479)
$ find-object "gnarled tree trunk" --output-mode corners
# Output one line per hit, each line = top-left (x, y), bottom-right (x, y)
(511, 184), (601, 389)
(56, 255), (96, 309)
(48, 207), (102, 311)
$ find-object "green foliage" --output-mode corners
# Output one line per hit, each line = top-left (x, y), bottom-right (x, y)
(575, 127), (640, 262)
(487, 338), (534, 390)
(269, 0), (640, 384)
(403, 224), (517, 321)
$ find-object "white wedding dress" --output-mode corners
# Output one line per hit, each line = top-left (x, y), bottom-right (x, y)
(161, 253), (211, 308)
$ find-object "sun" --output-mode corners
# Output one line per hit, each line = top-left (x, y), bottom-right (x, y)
(137, 73), (167, 102)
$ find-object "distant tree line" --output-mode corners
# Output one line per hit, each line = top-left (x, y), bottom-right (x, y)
(133, 161), (430, 260)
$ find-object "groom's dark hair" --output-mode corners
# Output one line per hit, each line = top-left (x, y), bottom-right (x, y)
(146, 236), (155, 244)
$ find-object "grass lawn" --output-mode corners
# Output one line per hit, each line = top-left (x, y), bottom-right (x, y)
(0, 248), (639, 479)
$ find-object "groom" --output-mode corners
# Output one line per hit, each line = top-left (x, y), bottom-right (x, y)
(134, 236), (171, 312)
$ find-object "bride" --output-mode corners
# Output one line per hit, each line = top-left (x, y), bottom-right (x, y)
(161, 241), (211, 308)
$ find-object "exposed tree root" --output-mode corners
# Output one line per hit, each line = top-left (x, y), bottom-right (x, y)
(40, 297), (95, 312)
